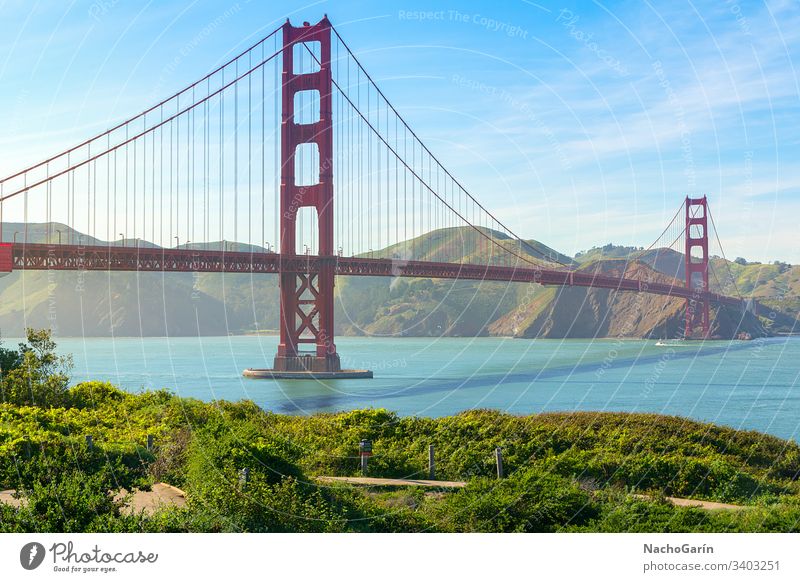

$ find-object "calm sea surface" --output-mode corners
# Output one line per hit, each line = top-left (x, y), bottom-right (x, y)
(25, 335), (800, 440)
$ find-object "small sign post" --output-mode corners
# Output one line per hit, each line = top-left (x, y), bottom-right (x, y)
(359, 439), (373, 476)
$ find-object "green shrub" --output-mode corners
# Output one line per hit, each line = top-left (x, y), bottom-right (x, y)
(0, 453), (144, 533)
(427, 466), (598, 532)
(68, 381), (127, 409)
(0, 329), (72, 408)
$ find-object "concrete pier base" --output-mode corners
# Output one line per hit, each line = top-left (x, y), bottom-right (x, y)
(242, 368), (373, 380)
(244, 352), (372, 379)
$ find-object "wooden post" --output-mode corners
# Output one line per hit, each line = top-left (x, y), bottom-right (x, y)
(23, 439), (31, 459)
(495, 447), (504, 479)
(146, 434), (154, 453)
(360, 454), (368, 476)
(239, 468), (249, 490)
(85, 435), (94, 451)
(428, 444), (435, 480)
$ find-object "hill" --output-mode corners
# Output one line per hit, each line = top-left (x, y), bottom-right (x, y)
(487, 258), (764, 339)
(574, 244), (799, 334)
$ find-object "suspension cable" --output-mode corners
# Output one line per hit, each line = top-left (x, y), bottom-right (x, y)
(0, 27), (282, 187)
(328, 70), (555, 270)
(626, 201), (684, 264)
(326, 25), (567, 268)
(707, 202), (743, 300)
(303, 40), (565, 269)
(0, 44), (285, 203)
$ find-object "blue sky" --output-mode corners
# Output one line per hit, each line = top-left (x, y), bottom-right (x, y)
(0, 0), (798, 262)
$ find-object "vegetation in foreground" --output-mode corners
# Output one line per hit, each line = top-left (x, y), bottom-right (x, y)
(2, 330), (800, 533)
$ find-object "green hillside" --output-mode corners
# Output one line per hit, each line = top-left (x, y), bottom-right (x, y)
(574, 244), (800, 332)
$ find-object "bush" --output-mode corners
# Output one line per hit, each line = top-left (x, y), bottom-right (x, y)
(184, 416), (342, 531)
(0, 452), (144, 533)
(569, 494), (712, 533)
(68, 381), (127, 409)
(428, 466), (598, 532)
(0, 329), (72, 408)
(148, 427), (192, 488)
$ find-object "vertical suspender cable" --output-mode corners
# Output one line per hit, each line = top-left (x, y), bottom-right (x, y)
(261, 43), (265, 251)
(152, 116), (156, 245)
(113, 150), (117, 246)
(87, 144), (91, 241)
(188, 95), (192, 246)
(357, 66), (362, 255)
(248, 51), (252, 249)
(368, 73), (372, 254)
(107, 135), (111, 245)
(220, 70), (225, 249)
(234, 59), (239, 247)
(386, 96), (389, 252)
(274, 32), (279, 252)
(206, 82), (210, 246)
(133, 127), (137, 244)
(124, 126), (129, 244)
(159, 107), (163, 247)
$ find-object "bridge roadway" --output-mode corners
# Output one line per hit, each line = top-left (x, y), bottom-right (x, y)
(1, 242), (745, 309)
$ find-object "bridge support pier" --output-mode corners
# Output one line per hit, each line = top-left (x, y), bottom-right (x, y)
(243, 16), (371, 380)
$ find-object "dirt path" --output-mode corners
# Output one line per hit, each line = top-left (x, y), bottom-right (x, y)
(2, 482), (749, 513)
(0, 489), (22, 508)
(316, 476), (466, 488)
(316, 479), (750, 511)
(115, 482), (187, 515)
(1, 483), (187, 515)
(664, 496), (749, 511)
(632, 494), (749, 511)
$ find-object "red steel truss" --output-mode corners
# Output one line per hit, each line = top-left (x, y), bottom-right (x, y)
(0, 242), (745, 310)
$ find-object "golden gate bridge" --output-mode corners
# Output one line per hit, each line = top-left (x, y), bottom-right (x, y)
(0, 16), (751, 378)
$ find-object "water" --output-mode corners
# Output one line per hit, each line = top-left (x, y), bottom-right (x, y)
(30, 335), (800, 440)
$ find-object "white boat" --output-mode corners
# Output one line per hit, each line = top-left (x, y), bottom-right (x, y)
(655, 339), (691, 347)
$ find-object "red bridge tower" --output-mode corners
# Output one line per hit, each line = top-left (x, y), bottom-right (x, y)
(245, 17), (371, 379)
(684, 196), (710, 338)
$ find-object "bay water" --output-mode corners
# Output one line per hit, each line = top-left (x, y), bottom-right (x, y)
(26, 335), (800, 440)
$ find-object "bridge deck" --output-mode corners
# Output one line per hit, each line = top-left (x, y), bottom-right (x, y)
(0, 242), (743, 308)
